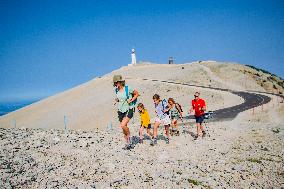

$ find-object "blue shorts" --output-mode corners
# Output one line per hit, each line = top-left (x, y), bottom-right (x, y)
(195, 115), (205, 124)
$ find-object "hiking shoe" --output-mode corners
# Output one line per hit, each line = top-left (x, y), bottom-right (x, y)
(150, 138), (157, 146)
(123, 144), (132, 150)
(165, 138), (170, 144)
(154, 138), (158, 145)
(175, 130), (180, 136)
(171, 129), (180, 136)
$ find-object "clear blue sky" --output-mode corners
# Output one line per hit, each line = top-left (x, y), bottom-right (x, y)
(0, 0), (283, 102)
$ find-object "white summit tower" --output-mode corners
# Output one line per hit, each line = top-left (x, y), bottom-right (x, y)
(131, 48), (137, 65)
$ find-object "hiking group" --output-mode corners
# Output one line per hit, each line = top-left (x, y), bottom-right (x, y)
(113, 75), (207, 150)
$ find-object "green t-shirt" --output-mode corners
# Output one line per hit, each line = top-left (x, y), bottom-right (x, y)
(116, 86), (135, 113)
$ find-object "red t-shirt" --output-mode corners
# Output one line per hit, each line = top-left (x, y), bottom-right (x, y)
(192, 98), (206, 116)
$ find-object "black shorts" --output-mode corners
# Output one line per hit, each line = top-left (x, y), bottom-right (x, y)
(195, 115), (205, 124)
(118, 108), (134, 122)
(141, 124), (151, 129)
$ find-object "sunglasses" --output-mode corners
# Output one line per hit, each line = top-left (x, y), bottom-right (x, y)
(113, 82), (119, 87)
(194, 95), (199, 98)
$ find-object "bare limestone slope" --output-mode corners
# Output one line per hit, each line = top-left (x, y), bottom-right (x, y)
(0, 61), (282, 130)
(0, 61), (284, 188)
(0, 94), (283, 188)
(200, 61), (284, 94)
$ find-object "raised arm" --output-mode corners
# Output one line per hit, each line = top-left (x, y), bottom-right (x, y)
(127, 90), (139, 104)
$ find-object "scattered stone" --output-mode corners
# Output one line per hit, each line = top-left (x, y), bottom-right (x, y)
(0, 122), (283, 188)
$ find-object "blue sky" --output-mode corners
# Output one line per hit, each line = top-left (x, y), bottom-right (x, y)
(0, 0), (283, 102)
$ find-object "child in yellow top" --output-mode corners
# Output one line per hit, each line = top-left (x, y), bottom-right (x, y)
(137, 103), (153, 143)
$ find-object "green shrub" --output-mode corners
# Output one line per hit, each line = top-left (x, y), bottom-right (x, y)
(247, 158), (262, 163)
(246, 65), (283, 80)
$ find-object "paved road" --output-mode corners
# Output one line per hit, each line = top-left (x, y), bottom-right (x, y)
(137, 78), (272, 121)
(211, 91), (270, 121)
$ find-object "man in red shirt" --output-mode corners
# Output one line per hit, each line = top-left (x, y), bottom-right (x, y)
(189, 92), (206, 139)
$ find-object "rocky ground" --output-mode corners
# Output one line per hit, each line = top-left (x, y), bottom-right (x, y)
(1, 102), (283, 189)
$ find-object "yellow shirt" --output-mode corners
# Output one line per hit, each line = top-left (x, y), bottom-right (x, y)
(140, 109), (151, 127)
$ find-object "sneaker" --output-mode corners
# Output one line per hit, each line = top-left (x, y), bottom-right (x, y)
(202, 131), (206, 138)
(139, 139), (143, 144)
(175, 130), (180, 136)
(165, 138), (169, 144)
(154, 138), (158, 145)
(123, 143), (132, 150)
(170, 129), (174, 136)
(150, 138), (157, 146)
(194, 135), (198, 140)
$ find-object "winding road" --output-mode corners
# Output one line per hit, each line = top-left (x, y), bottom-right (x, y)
(136, 78), (273, 122)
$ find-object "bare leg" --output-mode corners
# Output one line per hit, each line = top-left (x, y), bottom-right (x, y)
(139, 126), (144, 140)
(164, 125), (170, 138)
(120, 117), (131, 143)
(146, 128), (153, 137)
(173, 119), (178, 130)
(153, 121), (160, 139)
(173, 119), (179, 135)
(171, 119), (175, 129)
(200, 124), (205, 132)
(196, 123), (202, 137)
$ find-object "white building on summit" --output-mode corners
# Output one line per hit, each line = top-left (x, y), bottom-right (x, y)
(130, 48), (137, 66)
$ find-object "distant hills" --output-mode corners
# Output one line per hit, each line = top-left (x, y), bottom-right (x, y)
(0, 100), (39, 116)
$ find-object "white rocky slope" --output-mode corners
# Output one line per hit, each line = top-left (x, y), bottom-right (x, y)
(0, 61), (254, 130)
(0, 61), (284, 188)
(0, 95), (283, 188)
(2, 61), (282, 130)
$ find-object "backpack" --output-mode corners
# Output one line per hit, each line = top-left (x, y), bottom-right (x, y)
(115, 86), (138, 106)
(161, 99), (170, 115)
